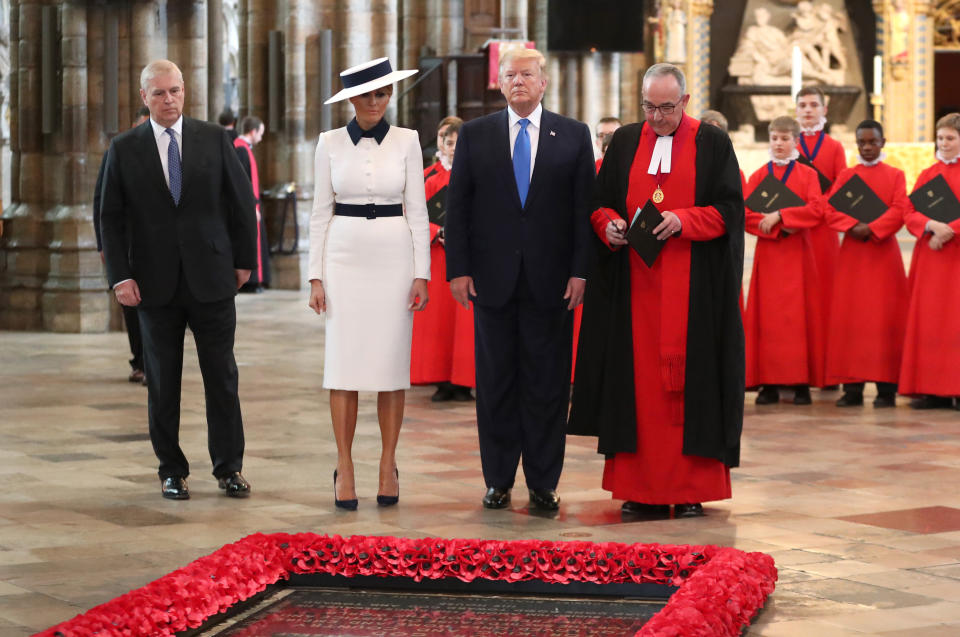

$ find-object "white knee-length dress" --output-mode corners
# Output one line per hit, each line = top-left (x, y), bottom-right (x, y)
(309, 123), (430, 390)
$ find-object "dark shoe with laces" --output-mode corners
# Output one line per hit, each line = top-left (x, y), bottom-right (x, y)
(217, 472), (251, 498)
(431, 384), (455, 402)
(873, 394), (896, 408)
(909, 395), (953, 410)
(793, 386), (812, 405)
(451, 385), (475, 401)
(674, 503), (704, 518)
(161, 476), (189, 500)
(755, 386), (779, 405)
(621, 501), (670, 516)
(528, 488), (560, 511)
(482, 487), (511, 509)
(836, 391), (864, 407)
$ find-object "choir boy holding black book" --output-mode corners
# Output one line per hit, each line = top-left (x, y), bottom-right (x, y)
(899, 112), (960, 411)
(821, 120), (909, 408)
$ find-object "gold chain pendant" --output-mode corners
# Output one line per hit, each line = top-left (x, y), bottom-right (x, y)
(652, 186), (664, 204)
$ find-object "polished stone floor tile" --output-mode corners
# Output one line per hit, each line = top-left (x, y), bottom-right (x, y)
(838, 507), (960, 535)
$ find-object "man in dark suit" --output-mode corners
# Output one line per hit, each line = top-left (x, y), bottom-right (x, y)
(444, 47), (595, 511)
(100, 60), (258, 500)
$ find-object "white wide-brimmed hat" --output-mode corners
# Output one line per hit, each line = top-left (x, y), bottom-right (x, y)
(324, 58), (418, 105)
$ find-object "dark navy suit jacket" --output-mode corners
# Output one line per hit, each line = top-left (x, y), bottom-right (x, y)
(444, 108), (595, 308)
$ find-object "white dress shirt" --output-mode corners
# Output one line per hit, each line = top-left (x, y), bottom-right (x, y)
(507, 103), (542, 180)
(149, 116), (183, 188)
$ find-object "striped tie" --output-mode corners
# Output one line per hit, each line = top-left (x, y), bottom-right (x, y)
(165, 128), (182, 204)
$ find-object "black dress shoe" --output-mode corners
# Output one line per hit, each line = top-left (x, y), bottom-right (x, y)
(674, 503), (704, 518)
(431, 384), (455, 402)
(528, 488), (560, 511)
(161, 476), (189, 500)
(755, 386), (779, 405)
(836, 391), (864, 407)
(128, 368), (145, 383)
(621, 501), (670, 515)
(217, 472), (251, 498)
(482, 487), (511, 509)
(873, 394), (896, 408)
(821, 384), (840, 391)
(793, 386), (812, 405)
(377, 469), (399, 507)
(910, 395), (953, 410)
(333, 470), (358, 510)
(451, 385), (475, 401)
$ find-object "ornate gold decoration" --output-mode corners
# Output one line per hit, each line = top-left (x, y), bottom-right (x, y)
(934, 0), (960, 48)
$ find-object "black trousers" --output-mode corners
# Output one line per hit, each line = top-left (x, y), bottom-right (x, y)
(122, 304), (143, 371)
(138, 269), (245, 480)
(473, 273), (572, 490)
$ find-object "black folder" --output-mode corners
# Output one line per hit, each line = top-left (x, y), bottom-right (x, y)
(625, 199), (665, 268)
(427, 185), (448, 225)
(909, 174), (960, 224)
(744, 173), (807, 213)
(827, 174), (888, 224)
(796, 154), (832, 193)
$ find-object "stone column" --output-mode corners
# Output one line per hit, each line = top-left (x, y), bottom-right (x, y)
(208, 0), (223, 121)
(685, 0), (713, 118)
(167, 0), (206, 120)
(426, 0), (462, 57)
(874, 0), (935, 142)
(399, 0), (426, 126)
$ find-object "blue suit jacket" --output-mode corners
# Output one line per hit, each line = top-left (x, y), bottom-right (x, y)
(444, 107), (595, 309)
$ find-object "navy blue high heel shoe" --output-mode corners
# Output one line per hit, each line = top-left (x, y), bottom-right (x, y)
(333, 470), (358, 511)
(377, 469), (399, 507)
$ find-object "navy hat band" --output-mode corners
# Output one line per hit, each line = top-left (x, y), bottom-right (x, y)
(342, 59), (393, 89)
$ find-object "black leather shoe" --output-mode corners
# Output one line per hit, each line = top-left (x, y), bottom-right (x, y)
(821, 384), (840, 391)
(621, 501), (670, 516)
(217, 472), (251, 498)
(482, 487), (511, 509)
(910, 395), (953, 410)
(793, 386), (812, 405)
(377, 469), (399, 507)
(161, 476), (189, 500)
(431, 384), (455, 402)
(674, 503), (704, 518)
(528, 488), (560, 511)
(333, 470), (358, 510)
(873, 394), (896, 408)
(451, 385), (475, 401)
(755, 386), (779, 405)
(836, 391), (864, 407)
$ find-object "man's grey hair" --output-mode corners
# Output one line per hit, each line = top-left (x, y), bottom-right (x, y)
(642, 63), (686, 97)
(140, 60), (184, 92)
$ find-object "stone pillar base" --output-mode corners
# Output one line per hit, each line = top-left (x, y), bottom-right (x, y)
(41, 289), (111, 332)
(269, 252), (307, 290)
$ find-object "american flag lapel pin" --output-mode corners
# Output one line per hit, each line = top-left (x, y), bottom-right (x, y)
(549, 130), (556, 136)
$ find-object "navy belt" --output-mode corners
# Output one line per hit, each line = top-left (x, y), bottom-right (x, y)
(334, 202), (402, 219)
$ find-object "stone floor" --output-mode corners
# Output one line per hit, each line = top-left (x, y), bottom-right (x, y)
(2, 287), (960, 637)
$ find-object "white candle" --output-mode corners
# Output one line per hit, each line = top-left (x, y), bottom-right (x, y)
(791, 46), (802, 101)
(873, 55), (882, 96)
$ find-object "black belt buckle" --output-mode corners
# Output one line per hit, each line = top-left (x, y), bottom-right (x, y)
(365, 203), (377, 220)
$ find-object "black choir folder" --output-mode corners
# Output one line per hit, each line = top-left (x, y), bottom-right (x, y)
(827, 174), (888, 224)
(744, 174), (806, 213)
(909, 174), (960, 224)
(427, 185), (447, 225)
(625, 199), (665, 268)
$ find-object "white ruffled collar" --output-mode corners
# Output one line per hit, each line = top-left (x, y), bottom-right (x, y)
(858, 152), (887, 167)
(936, 150), (958, 165)
(799, 116), (827, 136)
(769, 148), (800, 166)
(440, 154), (453, 171)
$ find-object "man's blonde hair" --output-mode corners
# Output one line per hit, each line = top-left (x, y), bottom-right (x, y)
(140, 60), (184, 92)
(498, 46), (546, 78)
(769, 115), (800, 138)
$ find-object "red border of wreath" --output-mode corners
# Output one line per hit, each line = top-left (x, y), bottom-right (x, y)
(37, 532), (776, 637)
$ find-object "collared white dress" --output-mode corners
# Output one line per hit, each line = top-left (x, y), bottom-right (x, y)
(309, 123), (431, 390)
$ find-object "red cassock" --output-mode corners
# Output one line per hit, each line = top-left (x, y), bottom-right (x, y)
(589, 117), (731, 504)
(797, 132), (845, 344)
(410, 166), (476, 386)
(899, 160), (960, 397)
(822, 162), (909, 385)
(743, 161), (824, 388)
(423, 159), (441, 180)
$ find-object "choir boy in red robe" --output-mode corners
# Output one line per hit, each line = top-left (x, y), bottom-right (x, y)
(412, 121), (475, 401)
(796, 86), (845, 388)
(900, 112), (960, 410)
(234, 116), (270, 292)
(423, 116), (462, 180)
(822, 120), (908, 407)
(570, 64), (744, 518)
(744, 116), (824, 405)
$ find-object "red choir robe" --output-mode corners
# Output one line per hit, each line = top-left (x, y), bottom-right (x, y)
(899, 160), (960, 397)
(410, 166), (476, 386)
(234, 136), (269, 286)
(424, 159), (441, 180)
(744, 161), (824, 388)
(585, 116), (732, 504)
(822, 161), (909, 385)
(797, 131), (845, 348)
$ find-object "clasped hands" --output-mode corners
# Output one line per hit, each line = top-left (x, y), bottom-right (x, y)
(606, 210), (682, 246)
(308, 278), (429, 315)
(928, 220), (955, 251)
(114, 269), (251, 307)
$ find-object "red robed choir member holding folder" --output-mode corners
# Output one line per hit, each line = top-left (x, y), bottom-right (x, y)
(899, 112), (960, 410)
(743, 116), (825, 405)
(820, 120), (908, 408)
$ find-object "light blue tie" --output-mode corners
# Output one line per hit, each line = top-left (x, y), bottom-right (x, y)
(165, 128), (182, 204)
(513, 118), (531, 207)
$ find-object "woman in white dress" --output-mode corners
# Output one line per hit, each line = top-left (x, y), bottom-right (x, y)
(308, 58), (431, 510)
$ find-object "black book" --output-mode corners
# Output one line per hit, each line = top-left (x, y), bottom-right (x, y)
(744, 173), (807, 213)
(625, 199), (665, 268)
(827, 174), (888, 224)
(427, 184), (448, 226)
(909, 174), (960, 224)
(796, 154), (832, 193)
